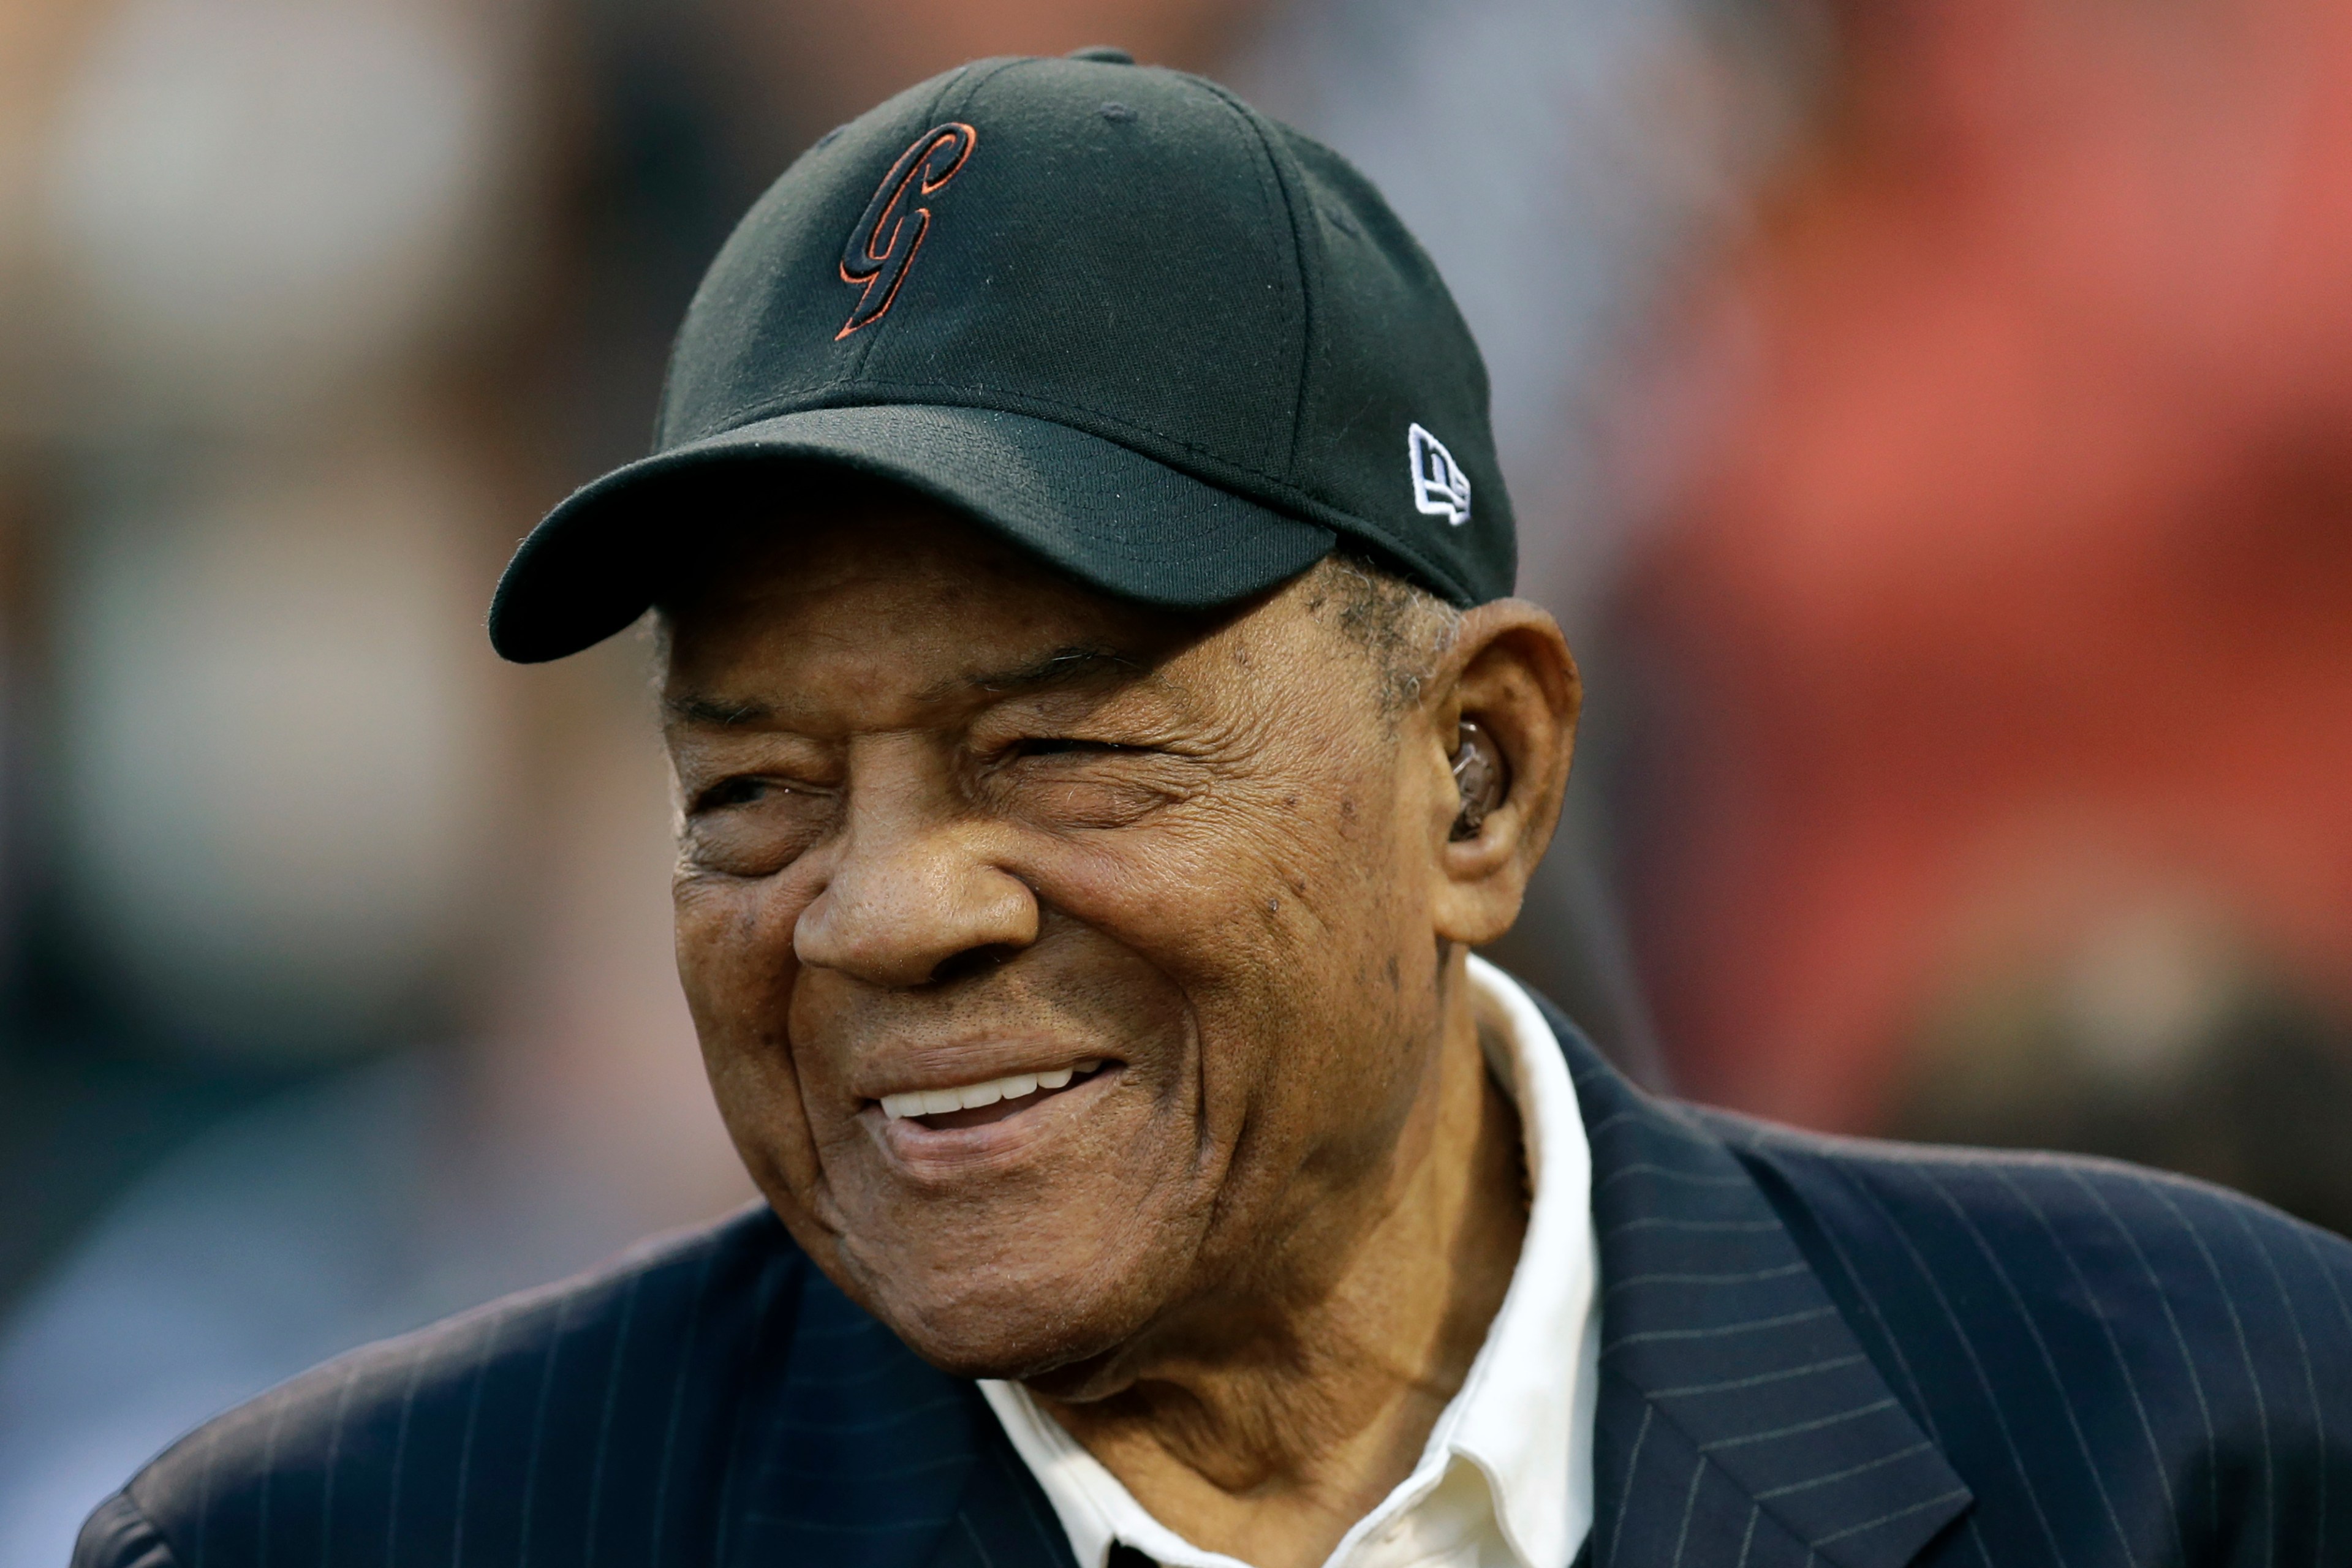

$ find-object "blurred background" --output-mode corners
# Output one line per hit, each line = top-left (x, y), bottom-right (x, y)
(1, 0), (2346, 1557)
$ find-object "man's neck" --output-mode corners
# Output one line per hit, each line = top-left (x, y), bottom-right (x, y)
(1037, 987), (1530, 1568)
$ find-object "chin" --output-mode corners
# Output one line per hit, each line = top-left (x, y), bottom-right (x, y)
(839, 1245), (1165, 1384)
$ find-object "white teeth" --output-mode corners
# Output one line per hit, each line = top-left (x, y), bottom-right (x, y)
(878, 1061), (1108, 1121)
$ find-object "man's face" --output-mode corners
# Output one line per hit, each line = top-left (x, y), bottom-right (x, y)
(662, 499), (1461, 1382)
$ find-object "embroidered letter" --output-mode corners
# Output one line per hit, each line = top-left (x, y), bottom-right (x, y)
(836, 122), (978, 341)
(1407, 423), (1472, 526)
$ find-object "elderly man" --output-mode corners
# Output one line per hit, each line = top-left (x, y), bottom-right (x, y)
(78, 50), (2351, 1568)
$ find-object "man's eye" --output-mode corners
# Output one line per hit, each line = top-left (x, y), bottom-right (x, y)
(1015, 737), (1125, 759)
(985, 739), (1195, 831)
(698, 777), (784, 810)
(680, 776), (830, 878)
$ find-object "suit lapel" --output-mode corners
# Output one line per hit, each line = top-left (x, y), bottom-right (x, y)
(724, 1261), (1073, 1568)
(1533, 993), (1973, 1568)
(941, 1416), (1089, 1568)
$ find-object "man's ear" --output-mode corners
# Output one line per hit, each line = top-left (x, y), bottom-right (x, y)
(1427, 600), (1581, 948)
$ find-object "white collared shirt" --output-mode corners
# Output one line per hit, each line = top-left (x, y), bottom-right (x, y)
(981, 956), (1600, 1568)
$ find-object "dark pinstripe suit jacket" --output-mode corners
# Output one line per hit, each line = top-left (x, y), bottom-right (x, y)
(76, 992), (2352, 1568)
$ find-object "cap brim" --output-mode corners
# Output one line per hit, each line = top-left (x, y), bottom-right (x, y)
(488, 402), (1339, 662)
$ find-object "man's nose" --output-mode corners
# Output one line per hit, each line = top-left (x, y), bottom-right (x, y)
(792, 810), (1040, 989)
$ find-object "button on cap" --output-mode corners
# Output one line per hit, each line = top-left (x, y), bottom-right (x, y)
(1067, 45), (1134, 63)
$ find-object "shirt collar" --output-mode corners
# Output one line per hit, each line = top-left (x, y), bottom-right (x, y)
(981, 957), (1599, 1568)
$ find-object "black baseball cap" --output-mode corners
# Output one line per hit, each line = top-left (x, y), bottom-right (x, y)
(489, 48), (1515, 663)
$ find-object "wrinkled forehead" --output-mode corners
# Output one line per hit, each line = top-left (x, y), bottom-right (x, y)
(654, 492), (1246, 725)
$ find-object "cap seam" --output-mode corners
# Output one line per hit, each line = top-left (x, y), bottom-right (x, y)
(684, 379), (1288, 486)
(1192, 79), (1316, 487)
(1185, 78), (1314, 488)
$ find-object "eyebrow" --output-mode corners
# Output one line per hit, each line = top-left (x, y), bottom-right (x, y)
(662, 645), (1149, 729)
(949, 645), (1147, 700)
(664, 693), (773, 726)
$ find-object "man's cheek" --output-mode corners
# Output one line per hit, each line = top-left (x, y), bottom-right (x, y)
(675, 890), (826, 1186)
(676, 882), (801, 1012)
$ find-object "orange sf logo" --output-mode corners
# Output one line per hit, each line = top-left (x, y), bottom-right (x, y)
(836, 122), (977, 341)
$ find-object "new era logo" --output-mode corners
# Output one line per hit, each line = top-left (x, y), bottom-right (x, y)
(1407, 423), (1471, 526)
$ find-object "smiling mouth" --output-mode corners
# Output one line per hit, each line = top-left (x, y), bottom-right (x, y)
(877, 1060), (1110, 1130)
